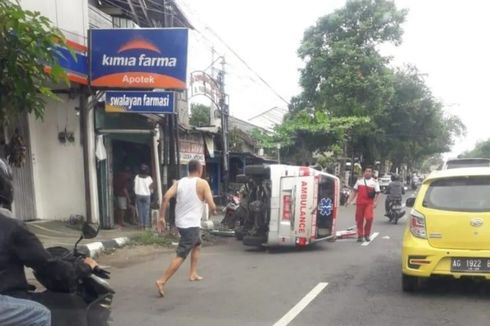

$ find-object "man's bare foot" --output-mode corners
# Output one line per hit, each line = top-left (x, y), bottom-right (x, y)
(155, 280), (165, 297)
(189, 274), (203, 281)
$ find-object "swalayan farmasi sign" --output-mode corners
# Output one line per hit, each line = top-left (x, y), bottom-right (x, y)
(105, 91), (175, 114)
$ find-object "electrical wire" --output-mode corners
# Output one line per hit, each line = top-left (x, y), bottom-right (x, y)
(96, 0), (291, 106)
(176, 0), (290, 106)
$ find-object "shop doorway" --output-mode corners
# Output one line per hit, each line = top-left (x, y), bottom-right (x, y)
(112, 139), (152, 175)
(98, 134), (153, 229)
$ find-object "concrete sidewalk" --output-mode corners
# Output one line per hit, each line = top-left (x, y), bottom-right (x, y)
(27, 206), (226, 257)
(27, 220), (141, 257)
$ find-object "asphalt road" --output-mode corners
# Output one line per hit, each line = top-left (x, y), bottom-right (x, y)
(105, 194), (490, 326)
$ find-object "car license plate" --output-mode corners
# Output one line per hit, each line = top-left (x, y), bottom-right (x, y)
(392, 205), (402, 210)
(451, 258), (490, 273)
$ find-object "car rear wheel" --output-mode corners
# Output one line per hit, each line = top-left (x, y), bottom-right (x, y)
(402, 274), (419, 292)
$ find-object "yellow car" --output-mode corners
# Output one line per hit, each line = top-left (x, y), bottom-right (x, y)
(402, 167), (490, 292)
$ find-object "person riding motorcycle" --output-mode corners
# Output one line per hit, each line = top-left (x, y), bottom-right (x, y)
(0, 158), (98, 325)
(384, 174), (405, 216)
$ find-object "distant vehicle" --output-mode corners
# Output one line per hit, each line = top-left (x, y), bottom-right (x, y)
(234, 165), (339, 248)
(441, 158), (490, 170)
(385, 197), (405, 224)
(378, 174), (391, 193)
(402, 167), (490, 292)
(340, 186), (351, 205)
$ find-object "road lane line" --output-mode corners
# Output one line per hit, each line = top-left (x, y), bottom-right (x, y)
(361, 232), (379, 246)
(273, 282), (328, 326)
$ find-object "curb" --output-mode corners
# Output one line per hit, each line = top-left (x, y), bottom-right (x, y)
(78, 237), (131, 258)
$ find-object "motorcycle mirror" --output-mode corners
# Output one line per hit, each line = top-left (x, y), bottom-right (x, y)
(82, 222), (100, 239)
(405, 197), (415, 208)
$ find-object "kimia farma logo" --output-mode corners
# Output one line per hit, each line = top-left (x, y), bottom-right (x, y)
(101, 38), (177, 67)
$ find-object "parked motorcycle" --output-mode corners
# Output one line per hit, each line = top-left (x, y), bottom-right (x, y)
(386, 198), (406, 224)
(33, 222), (114, 326)
(340, 186), (351, 205)
(220, 192), (241, 229)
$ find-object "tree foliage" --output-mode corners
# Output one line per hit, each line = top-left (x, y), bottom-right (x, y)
(382, 66), (465, 167)
(271, 0), (464, 168)
(461, 139), (490, 158)
(296, 0), (406, 117)
(189, 103), (211, 127)
(0, 1), (68, 123)
(251, 111), (370, 163)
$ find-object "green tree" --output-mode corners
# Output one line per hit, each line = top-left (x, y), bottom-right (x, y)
(286, 0), (464, 168)
(297, 0), (406, 116)
(461, 139), (490, 158)
(291, 0), (408, 164)
(251, 111), (370, 164)
(189, 103), (211, 127)
(382, 66), (465, 169)
(0, 1), (68, 123)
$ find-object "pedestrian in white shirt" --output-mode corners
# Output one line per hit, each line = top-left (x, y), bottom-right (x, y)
(134, 164), (153, 229)
(155, 160), (217, 297)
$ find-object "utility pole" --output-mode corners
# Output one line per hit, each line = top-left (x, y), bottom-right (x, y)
(277, 143), (281, 164)
(210, 47), (216, 126)
(211, 47), (216, 79)
(218, 56), (229, 194)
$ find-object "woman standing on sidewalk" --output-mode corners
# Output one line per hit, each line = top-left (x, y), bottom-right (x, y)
(134, 164), (153, 230)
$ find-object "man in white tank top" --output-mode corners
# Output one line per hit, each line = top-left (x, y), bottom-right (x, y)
(155, 160), (217, 297)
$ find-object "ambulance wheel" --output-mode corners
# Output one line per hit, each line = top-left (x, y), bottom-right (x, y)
(243, 235), (266, 247)
(244, 165), (269, 178)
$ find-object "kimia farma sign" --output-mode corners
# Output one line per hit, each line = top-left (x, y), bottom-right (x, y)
(89, 28), (188, 89)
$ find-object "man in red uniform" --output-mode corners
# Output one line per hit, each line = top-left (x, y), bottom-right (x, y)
(347, 166), (381, 242)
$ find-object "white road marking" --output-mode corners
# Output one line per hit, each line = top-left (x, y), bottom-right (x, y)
(361, 232), (379, 246)
(273, 282), (328, 326)
(382, 235), (391, 240)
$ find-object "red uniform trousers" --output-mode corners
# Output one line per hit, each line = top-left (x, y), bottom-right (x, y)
(355, 203), (374, 237)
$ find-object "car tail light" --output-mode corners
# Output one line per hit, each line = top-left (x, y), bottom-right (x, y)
(282, 194), (292, 221)
(410, 210), (427, 239)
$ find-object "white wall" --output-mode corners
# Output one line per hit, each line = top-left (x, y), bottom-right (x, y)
(28, 96), (86, 220)
(19, 0), (88, 45)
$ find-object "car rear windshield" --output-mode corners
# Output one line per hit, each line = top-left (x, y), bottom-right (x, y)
(423, 176), (490, 212)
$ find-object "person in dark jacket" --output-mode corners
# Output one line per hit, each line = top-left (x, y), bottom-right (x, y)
(385, 174), (405, 215)
(0, 158), (97, 326)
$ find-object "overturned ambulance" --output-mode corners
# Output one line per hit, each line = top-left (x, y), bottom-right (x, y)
(234, 165), (340, 248)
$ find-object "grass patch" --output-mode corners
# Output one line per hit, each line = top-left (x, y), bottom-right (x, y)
(130, 231), (178, 247)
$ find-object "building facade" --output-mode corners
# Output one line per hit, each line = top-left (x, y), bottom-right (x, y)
(12, 0), (192, 226)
